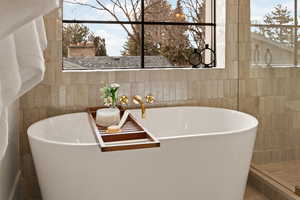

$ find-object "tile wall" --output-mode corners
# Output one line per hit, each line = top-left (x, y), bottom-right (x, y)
(20, 1), (239, 199)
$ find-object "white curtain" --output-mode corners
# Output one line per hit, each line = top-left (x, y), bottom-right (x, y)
(0, 0), (59, 162)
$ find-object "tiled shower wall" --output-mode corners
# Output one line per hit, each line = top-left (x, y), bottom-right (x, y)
(20, 2), (240, 199)
(239, 0), (300, 165)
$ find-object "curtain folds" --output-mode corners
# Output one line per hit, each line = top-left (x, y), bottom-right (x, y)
(0, 0), (58, 162)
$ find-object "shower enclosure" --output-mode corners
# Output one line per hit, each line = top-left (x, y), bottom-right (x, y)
(239, 0), (300, 198)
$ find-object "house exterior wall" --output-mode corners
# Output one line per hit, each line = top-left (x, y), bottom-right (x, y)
(67, 46), (95, 57)
(251, 34), (294, 67)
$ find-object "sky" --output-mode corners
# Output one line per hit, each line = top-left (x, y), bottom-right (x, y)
(63, 0), (298, 56)
(251, 0), (295, 23)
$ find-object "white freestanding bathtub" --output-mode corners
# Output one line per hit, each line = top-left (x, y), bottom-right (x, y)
(28, 106), (258, 200)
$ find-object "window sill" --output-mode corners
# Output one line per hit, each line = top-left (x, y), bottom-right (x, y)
(251, 65), (300, 69)
(62, 67), (225, 73)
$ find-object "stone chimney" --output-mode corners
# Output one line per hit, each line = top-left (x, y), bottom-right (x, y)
(67, 42), (95, 57)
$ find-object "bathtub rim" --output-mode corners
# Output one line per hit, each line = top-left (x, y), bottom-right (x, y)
(27, 106), (258, 147)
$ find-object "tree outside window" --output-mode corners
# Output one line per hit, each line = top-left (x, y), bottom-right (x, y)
(251, 1), (299, 67)
(62, 0), (215, 70)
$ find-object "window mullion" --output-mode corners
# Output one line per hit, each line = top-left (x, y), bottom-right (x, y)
(294, 0), (298, 67)
(141, 0), (145, 69)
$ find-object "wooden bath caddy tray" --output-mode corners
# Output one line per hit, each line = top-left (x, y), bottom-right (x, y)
(87, 107), (160, 152)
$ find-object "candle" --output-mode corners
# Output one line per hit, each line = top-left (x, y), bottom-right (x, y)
(96, 108), (120, 127)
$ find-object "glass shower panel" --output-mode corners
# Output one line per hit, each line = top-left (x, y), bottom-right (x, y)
(250, 0), (297, 68)
(297, 28), (300, 65)
(240, 0), (300, 196)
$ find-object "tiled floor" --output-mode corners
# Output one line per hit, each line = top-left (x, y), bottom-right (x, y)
(244, 184), (270, 200)
(257, 160), (300, 190)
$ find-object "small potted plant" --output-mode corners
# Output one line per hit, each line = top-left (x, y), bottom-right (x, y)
(96, 83), (121, 127)
(101, 83), (120, 108)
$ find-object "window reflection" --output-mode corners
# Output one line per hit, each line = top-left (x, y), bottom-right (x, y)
(251, 0), (298, 67)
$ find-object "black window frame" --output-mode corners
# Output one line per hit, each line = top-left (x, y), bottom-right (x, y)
(62, 0), (217, 70)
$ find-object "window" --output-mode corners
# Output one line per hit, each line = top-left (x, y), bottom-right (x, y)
(251, 0), (299, 68)
(62, 0), (216, 70)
